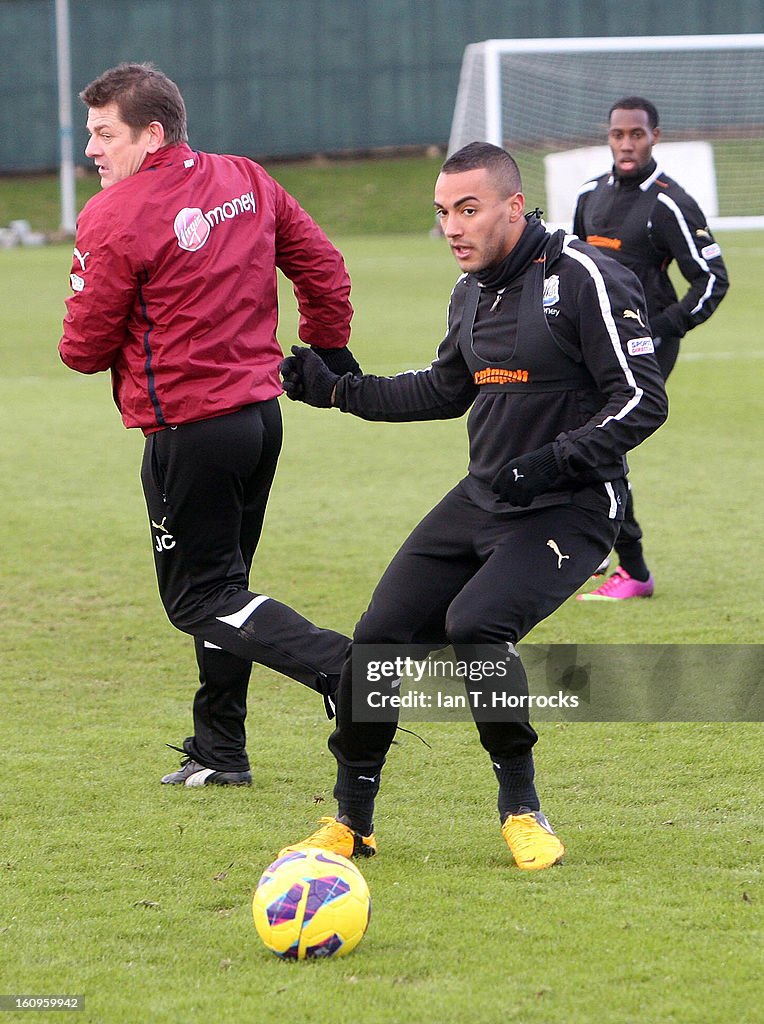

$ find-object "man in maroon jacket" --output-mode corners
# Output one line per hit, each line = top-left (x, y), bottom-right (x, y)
(59, 63), (357, 787)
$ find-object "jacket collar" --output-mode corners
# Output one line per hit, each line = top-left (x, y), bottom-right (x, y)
(473, 214), (549, 292)
(139, 141), (195, 173)
(611, 156), (658, 190)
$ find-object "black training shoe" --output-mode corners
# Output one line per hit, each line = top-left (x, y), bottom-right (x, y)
(161, 756), (251, 787)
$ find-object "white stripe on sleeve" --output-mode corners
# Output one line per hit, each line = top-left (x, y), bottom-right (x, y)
(562, 237), (643, 427)
(656, 192), (717, 315)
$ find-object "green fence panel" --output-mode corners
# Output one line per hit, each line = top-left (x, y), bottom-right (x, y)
(1, 0), (762, 171)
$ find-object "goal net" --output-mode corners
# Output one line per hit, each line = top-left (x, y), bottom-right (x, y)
(448, 34), (764, 230)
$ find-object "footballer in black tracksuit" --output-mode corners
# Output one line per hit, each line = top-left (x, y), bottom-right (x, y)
(573, 158), (729, 569)
(310, 213), (668, 820)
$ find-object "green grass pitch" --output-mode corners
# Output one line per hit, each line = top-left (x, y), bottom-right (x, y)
(0, 214), (761, 1022)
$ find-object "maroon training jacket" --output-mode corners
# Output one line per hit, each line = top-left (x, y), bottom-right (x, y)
(60, 142), (353, 432)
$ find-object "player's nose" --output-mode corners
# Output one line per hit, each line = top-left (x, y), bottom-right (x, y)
(443, 216), (460, 238)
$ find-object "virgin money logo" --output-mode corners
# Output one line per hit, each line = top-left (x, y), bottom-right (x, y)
(174, 191), (256, 252)
(174, 208), (211, 252)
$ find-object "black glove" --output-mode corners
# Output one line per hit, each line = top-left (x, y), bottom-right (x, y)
(491, 443), (561, 507)
(648, 312), (675, 342)
(278, 345), (338, 407)
(311, 345), (362, 376)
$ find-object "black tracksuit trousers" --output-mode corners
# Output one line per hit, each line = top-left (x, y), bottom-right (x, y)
(329, 483), (621, 789)
(140, 400), (350, 771)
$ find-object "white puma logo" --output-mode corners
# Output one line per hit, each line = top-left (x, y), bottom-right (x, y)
(151, 517), (170, 533)
(73, 247), (90, 271)
(358, 775), (377, 783)
(546, 539), (570, 569)
(623, 308), (646, 328)
(513, 468), (524, 481)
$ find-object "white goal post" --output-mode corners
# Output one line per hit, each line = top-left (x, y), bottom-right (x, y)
(448, 34), (764, 230)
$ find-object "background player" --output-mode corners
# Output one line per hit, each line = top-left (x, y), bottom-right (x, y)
(573, 96), (729, 600)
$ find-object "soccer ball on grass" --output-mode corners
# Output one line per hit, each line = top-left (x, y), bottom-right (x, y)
(252, 847), (371, 959)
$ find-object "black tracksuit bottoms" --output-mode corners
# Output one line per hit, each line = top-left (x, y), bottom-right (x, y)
(329, 482), (621, 778)
(140, 400), (350, 771)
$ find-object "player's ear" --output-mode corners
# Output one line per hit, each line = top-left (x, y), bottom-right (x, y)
(652, 126), (661, 145)
(508, 191), (526, 222)
(146, 121), (166, 153)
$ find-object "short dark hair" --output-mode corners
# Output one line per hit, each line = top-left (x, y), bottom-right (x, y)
(608, 96), (659, 130)
(80, 62), (187, 144)
(441, 141), (522, 197)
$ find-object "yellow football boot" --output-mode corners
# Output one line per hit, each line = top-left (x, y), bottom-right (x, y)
(279, 816), (377, 860)
(501, 809), (565, 870)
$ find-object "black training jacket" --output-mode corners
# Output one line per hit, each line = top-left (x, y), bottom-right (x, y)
(334, 222), (668, 515)
(572, 158), (729, 339)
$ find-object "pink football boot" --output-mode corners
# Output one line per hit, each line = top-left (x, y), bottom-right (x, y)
(577, 566), (654, 601)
